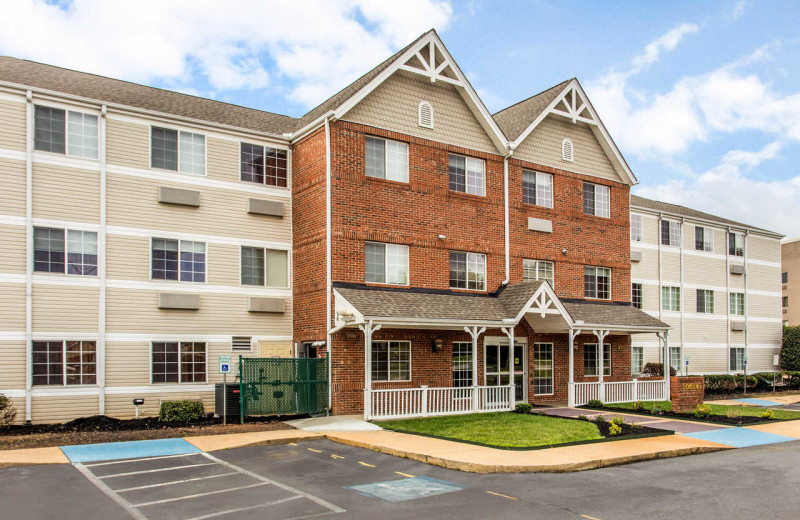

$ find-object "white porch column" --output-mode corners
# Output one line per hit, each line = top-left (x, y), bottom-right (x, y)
(502, 327), (516, 406)
(594, 329), (609, 402)
(465, 326), (486, 411)
(568, 328), (581, 407)
(358, 321), (381, 420)
(664, 330), (671, 399)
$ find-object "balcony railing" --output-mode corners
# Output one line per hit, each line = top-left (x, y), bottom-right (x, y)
(366, 385), (514, 420)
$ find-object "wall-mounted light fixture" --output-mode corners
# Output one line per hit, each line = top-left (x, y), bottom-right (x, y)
(432, 338), (444, 353)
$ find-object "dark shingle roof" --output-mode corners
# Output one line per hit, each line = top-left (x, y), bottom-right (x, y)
(562, 301), (668, 329)
(492, 79), (572, 141)
(630, 195), (781, 236)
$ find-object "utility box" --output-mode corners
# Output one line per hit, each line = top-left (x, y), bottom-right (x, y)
(215, 383), (241, 418)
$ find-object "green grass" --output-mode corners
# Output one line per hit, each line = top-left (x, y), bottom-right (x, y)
(375, 412), (603, 448)
(602, 400), (800, 420)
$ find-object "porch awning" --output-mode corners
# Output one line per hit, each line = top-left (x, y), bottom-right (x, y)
(561, 300), (669, 332)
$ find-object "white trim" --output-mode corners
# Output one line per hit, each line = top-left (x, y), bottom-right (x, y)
(631, 205), (784, 240)
(632, 342), (780, 350)
(105, 384), (215, 395)
(631, 278), (781, 298)
(25, 89), (33, 421)
(418, 101), (434, 129)
(107, 334), (292, 343)
(107, 225), (291, 250)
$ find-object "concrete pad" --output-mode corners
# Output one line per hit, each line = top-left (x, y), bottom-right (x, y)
(656, 420), (724, 434)
(185, 430), (324, 451)
(745, 420), (800, 439)
(61, 438), (200, 463)
(734, 398), (782, 407)
(683, 427), (797, 448)
(286, 414), (381, 431)
(0, 446), (69, 467)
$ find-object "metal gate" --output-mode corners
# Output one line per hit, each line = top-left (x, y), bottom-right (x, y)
(239, 356), (328, 420)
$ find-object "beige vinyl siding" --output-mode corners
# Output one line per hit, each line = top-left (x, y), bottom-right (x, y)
(684, 347), (727, 374)
(31, 394), (98, 424)
(32, 285), (99, 331)
(0, 340), (25, 388)
(660, 250), (681, 283)
(631, 248), (658, 280)
(105, 391), (213, 419)
(641, 344), (662, 365)
(106, 118), (150, 170)
(746, 348), (781, 372)
(0, 157), (26, 217)
(106, 173), (291, 243)
(747, 263), (782, 294)
(207, 137), (240, 184)
(730, 329), (745, 345)
(0, 98), (27, 152)
(729, 268), (745, 291)
(748, 321), (782, 346)
(748, 235), (780, 263)
(5, 396), (25, 424)
(343, 70), (498, 154)
(105, 288), (291, 334)
(0, 283), (26, 331)
(640, 283), (660, 313)
(0, 224), (26, 273)
(684, 255), (727, 287)
(684, 317), (726, 343)
(636, 213), (659, 244)
(32, 162), (100, 223)
(513, 115), (622, 182)
(747, 293), (781, 319)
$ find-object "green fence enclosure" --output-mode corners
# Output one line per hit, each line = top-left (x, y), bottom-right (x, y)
(239, 357), (328, 419)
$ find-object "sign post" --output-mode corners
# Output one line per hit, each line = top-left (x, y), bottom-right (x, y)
(219, 355), (232, 424)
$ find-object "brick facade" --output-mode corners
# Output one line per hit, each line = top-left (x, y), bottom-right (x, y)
(670, 376), (705, 413)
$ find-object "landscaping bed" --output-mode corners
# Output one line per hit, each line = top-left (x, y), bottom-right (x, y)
(0, 414), (295, 450)
(376, 412), (669, 450)
(583, 400), (800, 426)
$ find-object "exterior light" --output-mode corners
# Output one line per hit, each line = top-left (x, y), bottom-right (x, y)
(433, 338), (444, 352)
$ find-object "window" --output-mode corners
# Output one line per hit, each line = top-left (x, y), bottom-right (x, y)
(662, 286), (681, 311)
(631, 214), (643, 242)
(365, 137), (408, 183)
(522, 170), (553, 208)
(34, 106), (98, 159)
(418, 101), (434, 128)
(371, 341), (410, 382)
(562, 138), (574, 162)
(151, 239), (206, 282)
(783, 296), (789, 308)
(241, 143), (288, 187)
(34, 227), (97, 276)
(533, 343), (554, 395)
(695, 226), (713, 252)
(452, 342), (472, 389)
(449, 154), (485, 196)
(670, 346), (682, 374)
(783, 272), (789, 284)
(730, 292), (745, 315)
(632, 346), (644, 375)
(151, 127), (205, 174)
(365, 242), (409, 285)
(632, 283), (642, 309)
(240, 247), (289, 287)
(696, 289), (714, 313)
(449, 251), (486, 291)
(583, 182), (610, 218)
(583, 343), (611, 376)
(32, 340), (96, 386)
(584, 266), (611, 300)
(729, 347), (745, 372)
(729, 232), (744, 256)
(660, 220), (681, 247)
(523, 259), (554, 287)
(152, 342), (206, 383)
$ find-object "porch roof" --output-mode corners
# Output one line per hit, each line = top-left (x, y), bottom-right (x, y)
(561, 300), (669, 330)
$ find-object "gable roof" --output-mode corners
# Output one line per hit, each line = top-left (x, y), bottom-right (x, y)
(492, 79), (572, 141)
(630, 195), (782, 237)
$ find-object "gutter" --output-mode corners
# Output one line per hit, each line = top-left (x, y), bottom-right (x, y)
(631, 204), (784, 240)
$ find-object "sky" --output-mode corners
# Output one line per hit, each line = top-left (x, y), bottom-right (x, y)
(1, 0), (799, 237)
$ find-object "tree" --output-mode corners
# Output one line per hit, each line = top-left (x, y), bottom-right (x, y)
(780, 325), (800, 371)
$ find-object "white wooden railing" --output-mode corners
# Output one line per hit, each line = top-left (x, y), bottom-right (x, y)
(367, 385), (514, 420)
(571, 379), (668, 407)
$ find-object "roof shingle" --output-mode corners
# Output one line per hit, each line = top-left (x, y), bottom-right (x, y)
(492, 79), (572, 141)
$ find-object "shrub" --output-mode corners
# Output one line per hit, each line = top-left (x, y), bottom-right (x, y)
(593, 415), (607, 423)
(650, 405), (664, 416)
(762, 409), (775, 420)
(726, 408), (742, 420)
(0, 393), (16, 426)
(515, 402), (532, 414)
(577, 415), (588, 421)
(781, 326), (800, 371)
(641, 363), (677, 377)
(159, 400), (205, 423)
(610, 416), (625, 426)
(631, 400), (645, 412)
(750, 372), (780, 391)
(785, 371), (800, 389)
(694, 404), (712, 419)
(608, 423), (622, 436)
(586, 399), (603, 408)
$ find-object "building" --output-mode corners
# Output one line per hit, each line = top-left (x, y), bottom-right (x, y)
(630, 196), (783, 376)
(0, 30), (781, 424)
(782, 239), (800, 326)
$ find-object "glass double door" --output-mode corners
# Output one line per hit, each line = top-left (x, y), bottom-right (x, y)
(484, 339), (527, 403)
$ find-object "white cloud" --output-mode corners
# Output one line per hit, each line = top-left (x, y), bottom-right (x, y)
(632, 23), (699, 71)
(0, 0), (452, 108)
(731, 0), (747, 19)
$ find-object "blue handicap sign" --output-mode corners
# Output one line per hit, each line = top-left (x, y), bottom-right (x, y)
(221, 364), (230, 372)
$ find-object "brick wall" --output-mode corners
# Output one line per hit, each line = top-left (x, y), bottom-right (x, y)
(670, 376), (705, 412)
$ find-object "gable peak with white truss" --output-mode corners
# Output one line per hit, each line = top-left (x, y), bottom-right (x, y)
(399, 39), (462, 87)
(549, 82), (596, 125)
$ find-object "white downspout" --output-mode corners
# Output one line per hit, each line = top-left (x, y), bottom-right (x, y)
(98, 104), (107, 414)
(503, 153), (511, 285)
(744, 230), (750, 392)
(657, 213), (663, 364)
(325, 117), (332, 411)
(726, 226), (731, 374)
(679, 217), (685, 375)
(25, 90), (33, 423)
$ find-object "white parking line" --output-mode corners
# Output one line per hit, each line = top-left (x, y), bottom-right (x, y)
(85, 453), (201, 467)
(132, 482), (270, 507)
(99, 462), (216, 479)
(183, 495), (303, 520)
(73, 462), (148, 520)
(114, 472), (239, 493)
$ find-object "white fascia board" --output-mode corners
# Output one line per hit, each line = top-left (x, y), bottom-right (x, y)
(359, 317), (513, 329)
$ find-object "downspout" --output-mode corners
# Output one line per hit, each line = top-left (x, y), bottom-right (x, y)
(98, 105), (107, 414)
(503, 151), (512, 285)
(744, 230), (750, 393)
(726, 226), (731, 374)
(325, 117), (332, 411)
(25, 90), (33, 423)
(680, 217), (685, 375)
(657, 213), (663, 363)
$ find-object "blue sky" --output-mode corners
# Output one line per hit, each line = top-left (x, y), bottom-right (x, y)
(2, 0), (799, 235)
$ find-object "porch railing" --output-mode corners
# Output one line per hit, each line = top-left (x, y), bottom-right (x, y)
(367, 385), (514, 421)
(571, 379), (668, 407)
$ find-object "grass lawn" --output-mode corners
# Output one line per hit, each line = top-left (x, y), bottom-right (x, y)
(375, 412), (603, 448)
(606, 400), (800, 420)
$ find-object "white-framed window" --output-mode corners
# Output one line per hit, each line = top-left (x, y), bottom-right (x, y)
(696, 289), (714, 313)
(523, 259), (554, 287)
(533, 343), (554, 395)
(632, 282), (642, 309)
(365, 242), (409, 285)
(631, 346), (644, 375)
(522, 169), (553, 208)
(452, 342), (473, 389)
(562, 138), (574, 162)
(418, 101), (434, 129)
(670, 346), (682, 374)
(729, 347), (745, 372)
(449, 154), (485, 196)
(32, 340), (96, 386)
(662, 286), (681, 311)
(449, 251), (486, 291)
(371, 341), (410, 382)
(583, 343), (611, 376)
(365, 136), (409, 183)
(34, 105), (98, 159)
(151, 239), (206, 282)
(695, 226), (713, 252)
(240, 142), (288, 187)
(584, 266), (611, 300)
(660, 220), (681, 247)
(730, 292), (745, 316)
(152, 341), (207, 383)
(729, 232), (745, 257)
(241, 247), (289, 287)
(151, 127), (206, 174)
(630, 213), (643, 242)
(33, 227), (98, 276)
(583, 182), (610, 218)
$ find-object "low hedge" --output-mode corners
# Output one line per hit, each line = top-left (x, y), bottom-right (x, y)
(703, 372), (784, 394)
(159, 400), (205, 422)
(0, 393), (16, 426)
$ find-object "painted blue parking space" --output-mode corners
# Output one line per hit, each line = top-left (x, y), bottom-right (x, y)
(348, 475), (467, 502)
(733, 398), (782, 407)
(61, 438), (201, 463)
(683, 427), (797, 448)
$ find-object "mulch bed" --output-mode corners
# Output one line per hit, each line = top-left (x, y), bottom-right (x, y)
(0, 415), (298, 451)
(591, 419), (665, 437)
(585, 406), (769, 426)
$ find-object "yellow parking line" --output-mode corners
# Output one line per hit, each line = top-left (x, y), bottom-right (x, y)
(307, 448), (322, 453)
(331, 454), (345, 460)
(395, 471), (415, 478)
(581, 515), (602, 520)
(288, 443), (298, 446)
(358, 461), (376, 468)
(486, 490), (518, 501)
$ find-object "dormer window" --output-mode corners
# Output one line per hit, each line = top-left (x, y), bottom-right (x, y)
(562, 138), (574, 162)
(418, 101), (434, 129)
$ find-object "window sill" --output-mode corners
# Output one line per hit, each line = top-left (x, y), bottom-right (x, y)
(448, 287), (488, 294)
(585, 297), (612, 302)
(448, 190), (487, 201)
(364, 282), (410, 289)
(364, 175), (410, 187)
(151, 166), (207, 178)
(240, 178), (289, 190)
(522, 201), (554, 211)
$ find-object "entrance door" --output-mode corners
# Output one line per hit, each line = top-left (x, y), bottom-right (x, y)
(484, 338), (527, 403)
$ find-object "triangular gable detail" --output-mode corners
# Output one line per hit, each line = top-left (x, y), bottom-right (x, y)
(512, 282), (573, 325)
(398, 40), (463, 87)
